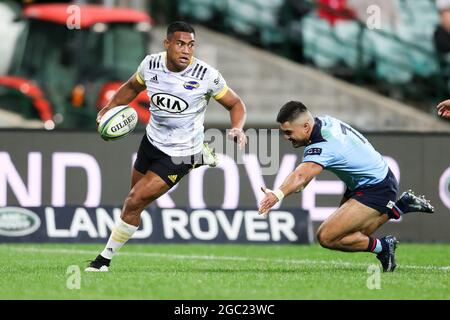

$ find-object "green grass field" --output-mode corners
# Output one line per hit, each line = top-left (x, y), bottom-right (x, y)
(0, 243), (448, 300)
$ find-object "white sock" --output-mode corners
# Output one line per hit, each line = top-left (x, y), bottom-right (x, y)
(100, 218), (138, 260)
(373, 239), (383, 254)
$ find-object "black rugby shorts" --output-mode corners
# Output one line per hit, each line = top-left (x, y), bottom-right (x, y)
(133, 135), (203, 187)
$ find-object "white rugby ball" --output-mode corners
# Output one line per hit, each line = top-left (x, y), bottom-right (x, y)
(98, 105), (138, 141)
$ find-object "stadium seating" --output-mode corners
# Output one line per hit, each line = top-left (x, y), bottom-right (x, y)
(225, 0), (259, 36)
(300, 14), (372, 70)
(300, 13), (340, 68)
(178, 0), (285, 46)
(333, 20), (371, 69)
(300, 0), (440, 84)
(225, 0), (285, 46)
(0, 0), (24, 75)
(395, 0), (440, 77)
(363, 28), (413, 84)
(254, 0), (285, 46)
(176, 0), (449, 102)
(178, 0), (220, 22)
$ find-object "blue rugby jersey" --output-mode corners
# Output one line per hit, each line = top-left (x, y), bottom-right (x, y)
(302, 116), (388, 190)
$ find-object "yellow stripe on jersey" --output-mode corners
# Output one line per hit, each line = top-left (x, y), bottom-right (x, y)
(213, 85), (229, 100)
(136, 73), (145, 85)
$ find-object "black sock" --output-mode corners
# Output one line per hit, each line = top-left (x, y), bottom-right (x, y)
(394, 197), (408, 213)
(366, 237), (376, 252)
(387, 206), (402, 220)
(97, 254), (111, 266)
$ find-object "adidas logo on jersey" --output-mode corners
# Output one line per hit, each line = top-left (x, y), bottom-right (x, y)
(149, 74), (159, 83)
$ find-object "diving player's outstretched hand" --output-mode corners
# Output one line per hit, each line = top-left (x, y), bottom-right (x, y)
(258, 187), (279, 218)
(228, 127), (247, 150)
(437, 99), (450, 118)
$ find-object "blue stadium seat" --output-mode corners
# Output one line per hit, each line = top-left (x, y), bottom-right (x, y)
(300, 13), (340, 68)
(397, 24), (440, 77)
(225, 0), (285, 45)
(254, 0), (285, 46)
(363, 28), (413, 84)
(333, 21), (371, 69)
(225, 0), (259, 35)
(0, 0), (24, 75)
(179, 0), (219, 22)
(395, 0), (440, 77)
(396, 0), (438, 25)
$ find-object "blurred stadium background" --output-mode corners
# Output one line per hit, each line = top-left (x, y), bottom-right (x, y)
(0, 0), (449, 300)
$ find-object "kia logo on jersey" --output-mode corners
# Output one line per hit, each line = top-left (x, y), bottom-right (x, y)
(151, 93), (189, 113)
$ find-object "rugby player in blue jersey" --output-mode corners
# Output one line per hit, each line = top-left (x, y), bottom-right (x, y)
(258, 101), (434, 272)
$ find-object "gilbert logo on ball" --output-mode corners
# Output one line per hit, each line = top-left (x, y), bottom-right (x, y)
(98, 105), (138, 140)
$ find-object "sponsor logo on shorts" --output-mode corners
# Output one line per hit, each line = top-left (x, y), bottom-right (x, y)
(151, 93), (189, 113)
(168, 175), (178, 183)
(0, 207), (41, 236)
(183, 81), (200, 90)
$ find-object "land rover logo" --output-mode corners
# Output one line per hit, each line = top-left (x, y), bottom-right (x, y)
(151, 93), (189, 113)
(0, 207), (41, 236)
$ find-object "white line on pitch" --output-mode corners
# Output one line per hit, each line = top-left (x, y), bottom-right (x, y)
(3, 246), (450, 271)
